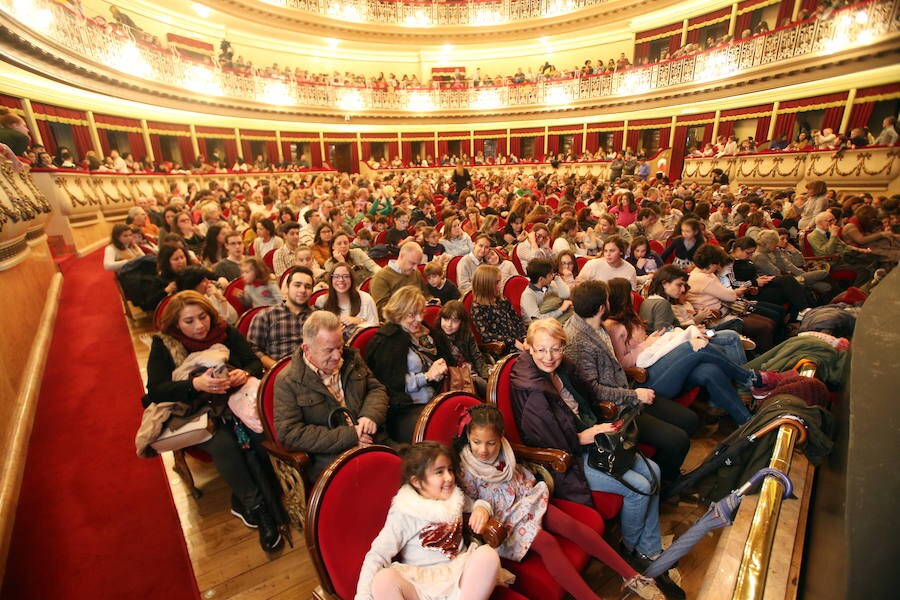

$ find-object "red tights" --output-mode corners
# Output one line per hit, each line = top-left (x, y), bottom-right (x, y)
(528, 504), (638, 600)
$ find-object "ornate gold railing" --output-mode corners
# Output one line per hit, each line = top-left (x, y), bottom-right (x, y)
(1, 0), (897, 113)
(268, 0), (604, 26)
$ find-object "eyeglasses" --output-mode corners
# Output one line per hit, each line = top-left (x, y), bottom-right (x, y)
(533, 346), (564, 357)
(331, 273), (351, 280)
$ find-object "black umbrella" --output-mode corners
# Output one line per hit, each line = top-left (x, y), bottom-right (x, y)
(644, 467), (794, 579)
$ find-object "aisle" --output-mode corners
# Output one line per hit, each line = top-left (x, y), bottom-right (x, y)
(1, 250), (199, 599)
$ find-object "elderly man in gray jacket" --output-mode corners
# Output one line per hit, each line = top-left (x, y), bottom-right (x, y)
(274, 311), (389, 479)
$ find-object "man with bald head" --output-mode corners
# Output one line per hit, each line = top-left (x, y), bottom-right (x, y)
(369, 242), (430, 315)
(807, 211), (879, 286)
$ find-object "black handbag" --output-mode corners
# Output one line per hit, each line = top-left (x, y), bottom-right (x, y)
(586, 405), (659, 496)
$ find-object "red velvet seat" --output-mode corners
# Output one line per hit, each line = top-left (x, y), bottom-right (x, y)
(224, 278), (246, 313)
(502, 276), (530, 317)
(307, 288), (327, 307)
(487, 354), (624, 522)
(235, 306), (267, 338)
(576, 256), (590, 271)
(263, 249), (276, 271)
(511, 249), (525, 275)
(445, 255), (462, 285)
(153, 295), (172, 330)
(348, 325), (379, 356)
(649, 239), (665, 255)
(412, 392), (602, 600)
(306, 445), (527, 600)
(358, 276), (372, 293)
(422, 304), (441, 330)
(256, 357), (309, 530)
(800, 232), (856, 283)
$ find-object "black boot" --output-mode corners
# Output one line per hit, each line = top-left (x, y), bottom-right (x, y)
(250, 504), (283, 552)
(230, 494), (258, 529)
(653, 571), (686, 600)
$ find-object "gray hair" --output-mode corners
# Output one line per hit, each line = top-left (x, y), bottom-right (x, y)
(757, 230), (779, 250)
(302, 310), (341, 343)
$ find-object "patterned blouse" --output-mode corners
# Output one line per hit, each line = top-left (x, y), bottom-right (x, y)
(471, 298), (527, 353)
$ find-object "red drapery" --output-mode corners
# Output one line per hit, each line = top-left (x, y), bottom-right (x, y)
(670, 35), (683, 54)
(70, 124), (92, 161)
(669, 124), (691, 180)
(657, 126), (671, 150)
(223, 138), (238, 164)
(626, 130), (640, 152)
(531, 136), (543, 161)
(613, 130), (624, 151)
(546, 135), (560, 156)
(177, 136), (195, 165)
(473, 138), (485, 156)
(401, 141), (413, 162)
(97, 129), (111, 156)
(634, 43), (651, 63)
(35, 120), (56, 155)
(821, 106), (844, 132)
(847, 103), (875, 131)
(718, 120), (735, 139)
(196, 138), (208, 161)
(265, 140), (280, 163)
(241, 140), (253, 160)
(494, 137), (507, 157)
(437, 139), (449, 156)
(585, 131), (600, 153)
(801, 0), (818, 12)
(687, 28), (701, 44)
(508, 136), (520, 158)
(735, 11), (754, 38)
(149, 134), (163, 163)
(571, 133), (583, 154)
(773, 112), (797, 140)
(755, 116), (772, 142)
(128, 132), (147, 161)
(776, 0), (794, 26)
(308, 141), (322, 167)
(281, 141), (293, 162)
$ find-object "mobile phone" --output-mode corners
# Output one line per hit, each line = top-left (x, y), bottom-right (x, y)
(705, 330), (716, 338)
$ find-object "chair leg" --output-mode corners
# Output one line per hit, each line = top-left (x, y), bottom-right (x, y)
(171, 449), (203, 499)
(114, 277), (136, 323)
(271, 457), (308, 531)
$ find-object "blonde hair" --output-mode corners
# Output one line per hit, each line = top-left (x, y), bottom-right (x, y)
(526, 318), (567, 346)
(382, 285), (427, 324)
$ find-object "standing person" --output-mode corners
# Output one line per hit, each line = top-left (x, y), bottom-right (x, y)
(143, 291), (284, 553)
(273, 311), (389, 479)
(450, 159), (472, 200)
(510, 319), (684, 599)
(366, 287), (448, 442)
(456, 405), (664, 600)
(355, 442), (502, 600)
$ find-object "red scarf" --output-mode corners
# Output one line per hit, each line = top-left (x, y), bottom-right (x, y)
(169, 320), (228, 353)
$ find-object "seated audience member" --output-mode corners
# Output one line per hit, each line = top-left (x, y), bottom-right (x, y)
(456, 234), (493, 294)
(725, 237), (809, 320)
(515, 223), (554, 273)
(510, 318), (684, 598)
(594, 213), (632, 245)
(238, 257), (283, 308)
(423, 260), (460, 305)
(273, 311), (390, 480)
(628, 236), (663, 286)
(840, 204), (897, 252)
(173, 211), (205, 257)
(315, 263), (378, 340)
(485, 247), (519, 283)
(311, 223), (334, 268)
(365, 286), (447, 443)
(323, 231), (380, 287)
(128, 206), (159, 239)
(797, 180), (829, 231)
(369, 242), (429, 315)
(253, 218), (284, 258)
(385, 210), (414, 247)
(104, 224), (145, 271)
(806, 211), (880, 286)
(753, 230), (832, 297)
(565, 280), (699, 491)
(143, 291), (283, 552)
(470, 264), (527, 355)
(441, 216), (475, 257)
(247, 266), (315, 369)
(660, 218), (704, 269)
(555, 250), (580, 287)
(214, 231), (245, 283)
(521, 257), (573, 323)
(579, 236), (638, 290)
(200, 224), (230, 267)
(432, 300), (490, 397)
(420, 226), (446, 262)
(627, 208), (660, 241)
(175, 266), (238, 325)
(272, 222), (303, 277)
(157, 241), (194, 295)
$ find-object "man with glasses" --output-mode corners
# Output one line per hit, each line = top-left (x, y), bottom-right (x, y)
(515, 223), (553, 273)
(247, 266), (316, 369)
(214, 231), (245, 283)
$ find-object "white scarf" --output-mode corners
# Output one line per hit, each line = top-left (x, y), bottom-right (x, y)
(458, 438), (516, 485)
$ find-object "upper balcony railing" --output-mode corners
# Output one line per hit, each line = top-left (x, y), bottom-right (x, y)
(255, 0), (605, 27)
(2, 0), (898, 114)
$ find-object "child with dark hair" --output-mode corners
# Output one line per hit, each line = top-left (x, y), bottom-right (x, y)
(456, 405), (663, 600)
(239, 257), (283, 307)
(433, 301), (490, 396)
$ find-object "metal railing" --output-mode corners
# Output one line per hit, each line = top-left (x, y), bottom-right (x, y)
(2, 0), (897, 113)
(267, 0), (606, 26)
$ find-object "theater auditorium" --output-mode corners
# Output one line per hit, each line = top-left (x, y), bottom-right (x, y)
(0, 0), (898, 598)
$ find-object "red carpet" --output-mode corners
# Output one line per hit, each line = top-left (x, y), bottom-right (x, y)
(2, 250), (199, 599)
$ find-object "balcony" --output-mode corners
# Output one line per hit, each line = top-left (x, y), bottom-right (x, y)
(0, 0), (898, 120)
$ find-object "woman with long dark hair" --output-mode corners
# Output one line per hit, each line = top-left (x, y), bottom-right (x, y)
(315, 263), (378, 340)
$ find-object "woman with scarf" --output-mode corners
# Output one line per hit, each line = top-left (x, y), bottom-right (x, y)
(143, 291), (284, 553)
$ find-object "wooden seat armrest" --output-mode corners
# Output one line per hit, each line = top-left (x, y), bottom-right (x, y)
(464, 514), (509, 548)
(510, 443), (571, 473)
(624, 367), (648, 383)
(595, 400), (618, 420)
(261, 440), (310, 470)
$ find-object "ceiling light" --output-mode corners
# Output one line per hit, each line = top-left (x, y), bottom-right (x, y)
(192, 4), (211, 19)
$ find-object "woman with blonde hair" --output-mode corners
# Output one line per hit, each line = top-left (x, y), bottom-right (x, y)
(365, 286), (448, 442)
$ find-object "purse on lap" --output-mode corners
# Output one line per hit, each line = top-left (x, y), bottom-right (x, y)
(150, 410), (215, 452)
(586, 405), (659, 496)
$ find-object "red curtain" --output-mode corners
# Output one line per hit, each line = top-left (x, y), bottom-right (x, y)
(459, 139), (471, 158)
(735, 12), (754, 38)
(281, 141), (293, 162)
(755, 115), (772, 142)
(177, 136), (195, 165)
(572, 133), (583, 154)
(848, 103), (875, 131)
(634, 43), (650, 63)
(657, 126), (671, 149)
(349, 141), (360, 172)
(149, 134), (163, 163)
(821, 106), (844, 132)
(776, 0), (794, 27)
(613, 130), (624, 151)
(669, 35), (683, 54)
(508, 136), (520, 158)
(585, 131), (600, 153)
(546, 135), (559, 156)
(97, 129), (111, 156)
(196, 138), (208, 161)
(438, 139), (449, 156)
(266, 140), (280, 163)
(223, 138), (238, 164)
(361, 141), (372, 161)
(718, 120), (735, 139)
(773, 112), (797, 140)
(35, 120), (56, 155)
(387, 141), (399, 160)
(70, 124), (93, 160)
(128, 131), (147, 162)
(473, 138), (485, 155)
(801, 0), (818, 12)
(309, 141), (322, 167)
(626, 130), (640, 152)
(686, 28), (700, 44)
(669, 125), (690, 181)
(401, 141), (413, 163)
(241, 140), (253, 160)
(531, 136), (544, 160)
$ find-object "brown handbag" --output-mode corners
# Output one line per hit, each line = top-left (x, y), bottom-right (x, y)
(443, 365), (476, 395)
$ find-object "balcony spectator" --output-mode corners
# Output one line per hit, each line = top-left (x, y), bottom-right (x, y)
(874, 116), (898, 146)
(109, 5), (141, 32)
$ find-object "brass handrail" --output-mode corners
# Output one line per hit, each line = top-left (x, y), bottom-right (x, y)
(732, 423), (802, 599)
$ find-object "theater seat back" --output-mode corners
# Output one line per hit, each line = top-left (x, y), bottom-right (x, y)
(413, 392), (483, 444)
(257, 356), (292, 444)
(487, 354), (522, 445)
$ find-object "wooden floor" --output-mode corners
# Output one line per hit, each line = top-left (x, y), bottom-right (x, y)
(127, 310), (723, 600)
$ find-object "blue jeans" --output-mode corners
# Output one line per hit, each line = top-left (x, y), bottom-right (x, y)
(708, 330), (747, 365)
(642, 342), (754, 424)
(581, 453), (662, 557)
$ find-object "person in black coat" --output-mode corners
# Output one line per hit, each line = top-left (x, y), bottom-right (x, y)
(450, 159), (472, 201)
